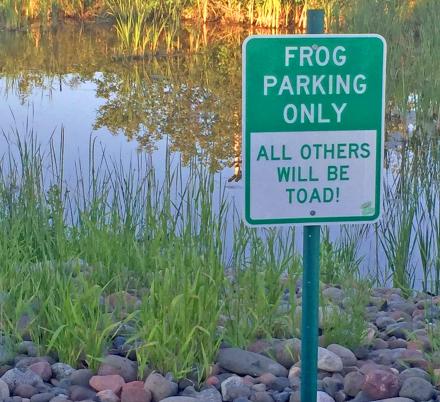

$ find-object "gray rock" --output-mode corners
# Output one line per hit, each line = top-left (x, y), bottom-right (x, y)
(14, 384), (38, 398)
(270, 377), (290, 392)
(398, 368), (430, 383)
(386, 323), (412, 339)
(272, 339), (301, 369)
(1, 368), (44, 391)
(144, 372), (178, 402)
(68, 369), (93, 387)
(322, 377), (343, 398)
(68, 385), (97, 401)
(322, 288), (345, 304)
(271, 392), (290, 402)
(343, 372), (365, 397)
(0, 343), (15, 366)
(0, 378), (10, 399)
(326, 345), (357, 367)
(98, 355), (137, 383)
(159, 398), (197, 402)
(16, 342), (38, 357)
(370, 398), (415, 402)
(221, 376), (252, 402)
(253, 391), (274, 402)
(317, 391), (335, 402)
(351, 391), (371, 402)
(217, 348), (288, 377)
(49, 397), (70, 402)
(375, 316), (396, 330)
(196, 387), (222, 402)
(51, 364), (75, 381)
(317, 348), (343, 372)
(30, 393), (55, 402)
(399, 377), (434, 401)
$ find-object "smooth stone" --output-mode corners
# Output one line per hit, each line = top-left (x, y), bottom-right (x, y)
(386, 323), (412, 339)
(144, 373), (178, 402)
(196, 388), (222, 402)
(0, 378), (11, 399)
(322, 377), (343, 398)
(343, 371), (365, 397)
(96, 389), (120, 402)
(375, 316), (396, 330)
(398, 368), (430, 383)
(217, 349), (288, 377)
(269, 377), (290, 392)
(14, 384), (38, 398)
(28, 362), (52, 382)
(159, 398), (197, 402)
(98, 356), (137, 383)
(317, 348), (343, 372)
(121, 381), (151, 402)
(221, 376), (252, 402)
(30, 393), (55, 402)
(89, 375), (125, 394)
(52, 364), (75, 381)
(272, 339), (301, 369)
(326, 345), (357, 367)
(271, 392), (289, 402)
(69, 370), (93, 387)
(399, 377), (434, 401)
(322, 287), (345, 304)
(252, 391), (274, 402)
(49, 397), (71, 402)
(1, 368), (45, 391)
(370, 399), (415, 402)
(317, 391), (335, 402)
(68, 385), (97, 401)
(362, 369), (399, 400)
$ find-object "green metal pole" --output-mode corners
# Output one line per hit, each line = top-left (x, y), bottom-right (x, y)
(300, 9), (324, 402)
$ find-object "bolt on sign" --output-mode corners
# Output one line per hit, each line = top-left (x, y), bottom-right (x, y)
(242, 34), (387, 225)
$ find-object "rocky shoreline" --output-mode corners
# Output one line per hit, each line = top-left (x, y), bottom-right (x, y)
(1, 286), (440, 402)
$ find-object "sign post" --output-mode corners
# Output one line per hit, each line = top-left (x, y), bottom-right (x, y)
(242, 9), (386, 402)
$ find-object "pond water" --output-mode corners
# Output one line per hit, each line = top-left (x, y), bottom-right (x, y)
(0, 20), (439, 290)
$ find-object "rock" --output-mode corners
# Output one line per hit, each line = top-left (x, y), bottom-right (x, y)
(322, 377), (343, 398)
(196, 387), (222, 402)
(317, 391), (335, 402)
(398, 368), (430, 383)
(0, 378), (10, 398)
(326, 345), (357, 367)
(399, 377), (434, 401)
(28, 362), (52, 382)
(1, 368), (45, 391)
(217, 349), (288, 377)
(30, 393), (55, 402)
(252, 391), (274, 402)
(159, 398), (197, 402)
(97, 390), (120, 402)
(375, 316), (396, 330)
(68, 385), (97, 401)
(16, 342), (38, 357)
(14, 384), (38, 398)
(362, 369), (399, 400)
(69, 369), (93, 387)
(90, 375), (125, 394)
(144, 373), (178, 402)
(220, 376), (252, 401)
(386, 323), (412, 339)
(121, 381), (151, 402)
(317, 348), (343, 372)
(322, 287), (344, 304)
(369, 399), (415, 402)
(52, 364), (75, 381)
(0, 344), (15, 366)
(49, 397), (71, 402)
(98, 356), (137, 383)
(343, 371), (365, 397)
(272, 339), (301, 368)
(271, 392), (290, 402)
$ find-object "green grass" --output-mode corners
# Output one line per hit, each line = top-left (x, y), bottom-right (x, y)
(0, 128), (305, 380)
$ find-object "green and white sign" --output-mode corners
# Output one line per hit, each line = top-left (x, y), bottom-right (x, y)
(243, 34), (386, 225)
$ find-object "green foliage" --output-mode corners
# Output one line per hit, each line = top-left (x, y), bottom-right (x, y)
(223, 225), (301, 347)
(321, 280), (370, 350)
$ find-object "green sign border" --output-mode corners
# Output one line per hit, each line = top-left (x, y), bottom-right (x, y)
(242, 34), (387, 226)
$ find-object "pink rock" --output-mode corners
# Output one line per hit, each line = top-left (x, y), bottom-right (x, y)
(121, 382), (151, 402)
(257, 373), (276, 386)
(28, 361), (52, 381)
(90, 375), (126, 394)
(205, 376), (220, 387)
(362, 369), (399, 399)
(97, 389), (120, 402)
